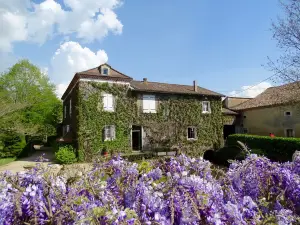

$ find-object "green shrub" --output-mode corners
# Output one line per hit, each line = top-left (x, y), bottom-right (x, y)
(227, 134), (300, 162)
(213, 146), (242, 166)
(0, 133), (26, 158)
(55, 145), (77, 164)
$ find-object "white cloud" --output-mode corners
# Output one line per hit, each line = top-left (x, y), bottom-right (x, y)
(51, 41), (108, 97)
(26, 0), (64, 44)
(55, 83), (68, 98)
(0, 0), (123, 52)
(229, 82), (272, 98)
(0, 11), (28, 51)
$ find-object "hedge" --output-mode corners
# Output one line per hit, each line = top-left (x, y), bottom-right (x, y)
(226, 134), (300, 162)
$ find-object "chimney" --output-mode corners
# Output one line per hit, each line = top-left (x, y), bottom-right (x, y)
(143, 78), (148, 83)
(193, 80), (197, 92)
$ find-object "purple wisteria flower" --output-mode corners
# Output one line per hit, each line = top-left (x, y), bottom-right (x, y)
(0, 153), (299, 224)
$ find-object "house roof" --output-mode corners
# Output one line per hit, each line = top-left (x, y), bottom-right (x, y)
(78, 64), (133, 80)
(222, 107), (238, 115)
(225, 96), (253, 99)
(61, 64), (224, 100)
(232, 82), (300, 111)
(130, 80), (224, 96)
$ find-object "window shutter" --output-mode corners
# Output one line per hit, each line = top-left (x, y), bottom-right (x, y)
(143, 95), (156, 113)
(105, 126), (110, 140)
(143, 96), (149, 112)
(111, 125), (116, 140)
(70, 99), (72, 116)
(107, 95), (114, 111)
(149, 96), (156, 113)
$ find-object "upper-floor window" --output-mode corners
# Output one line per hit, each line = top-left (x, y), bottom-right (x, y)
(102, 67), (109, 75)
(69, 99), (72, 116)
(104, 125), (116, 141)
(64, 105), (66, 119)
(143, 95), (156, 113)
(102, 93), (114, 112)
(202, 101), (211, 114)
(187, 127), (197, 140)
(285, 111), (291, 117)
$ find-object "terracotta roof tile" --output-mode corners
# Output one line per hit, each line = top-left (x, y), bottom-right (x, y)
(222, 108), (238, 115)
(78, 64), (133, 80)
(61, 64), (224, 99)
(232, 82), (300, 110)
(130, 80), (224, 96)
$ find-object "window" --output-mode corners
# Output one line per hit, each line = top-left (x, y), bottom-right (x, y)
(143, 95), (156, 113)
(187, 127), (197, 140)
(63, 125), (70, 135)
(243, 128), (248, 134)
(69, 99), (72, 116)
(102, 68), (109, 75)
(202, 101), (211, 113)
(64, 105), (66, 119)
(104, 125), (116, 141)
(102, 93), (114, 112)
(285, 111), (291, 117)
(286, 129), (294, 137)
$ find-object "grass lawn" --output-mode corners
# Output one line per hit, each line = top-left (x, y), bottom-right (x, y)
(0, 157), (16, 166)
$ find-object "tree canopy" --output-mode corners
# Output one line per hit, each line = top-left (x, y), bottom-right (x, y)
(0, 59), (62, 137)
(269, 0), (300, 83)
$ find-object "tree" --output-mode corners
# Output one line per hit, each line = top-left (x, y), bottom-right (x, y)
(269, 0), (300, 83)
(0, 60), (62, 137)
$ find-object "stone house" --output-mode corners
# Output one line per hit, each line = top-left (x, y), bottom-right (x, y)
(226, 82), (300, 138)
(60, 64), (224, 159)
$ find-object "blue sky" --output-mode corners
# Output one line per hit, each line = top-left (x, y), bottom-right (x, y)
(0, 0), (283, 97)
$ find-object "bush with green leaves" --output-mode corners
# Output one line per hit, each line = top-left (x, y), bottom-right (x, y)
(0, 133), (26, 158)
(227, 134), (300, 162)
(55, 145), (77, 164)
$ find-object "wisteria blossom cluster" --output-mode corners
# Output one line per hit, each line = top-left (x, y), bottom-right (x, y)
(0, 154), (300, 224)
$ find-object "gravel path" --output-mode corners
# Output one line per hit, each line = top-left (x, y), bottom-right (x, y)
(0, 146), (56, 173)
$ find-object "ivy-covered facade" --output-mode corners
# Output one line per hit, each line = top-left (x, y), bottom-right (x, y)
(61, 64), (224, 161)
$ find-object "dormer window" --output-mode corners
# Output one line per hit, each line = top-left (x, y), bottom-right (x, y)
(102, 67), (109, 75)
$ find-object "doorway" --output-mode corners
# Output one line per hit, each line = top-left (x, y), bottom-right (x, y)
(223, 125), (235, 140)
(132, 125), (142, 150)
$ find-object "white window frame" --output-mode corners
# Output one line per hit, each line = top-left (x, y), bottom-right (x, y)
(69, 99), (72, 116)
(104, 125), (116, 141)
(285, 128), (295, 137)
(284, 111), (292, 117)
(64, 105), (66, 119)
(202, 101), (211, 114)
(102, 67), (109, 75)
(102, 93), (115, 112)
(143, 94), (156, 113)
(187, 126), (197, 140)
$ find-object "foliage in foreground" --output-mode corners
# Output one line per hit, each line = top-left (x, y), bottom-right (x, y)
(227, 134), (300, 162)
(0, 154), (300, 224)
(55, 145), (77, 164)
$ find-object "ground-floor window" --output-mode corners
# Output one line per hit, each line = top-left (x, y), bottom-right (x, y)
(104, 125), (116, 141)
(63, 125), (70, 135)
(187, 127), (197, 140)
(286, 128), (294, 137)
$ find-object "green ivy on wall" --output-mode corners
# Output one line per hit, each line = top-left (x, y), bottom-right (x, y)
(76, 82), (223, 161)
